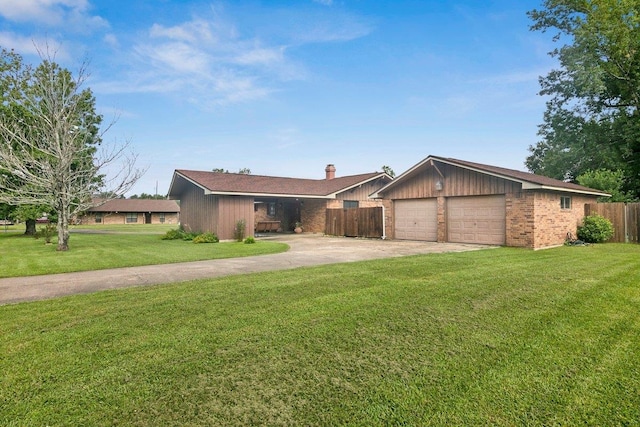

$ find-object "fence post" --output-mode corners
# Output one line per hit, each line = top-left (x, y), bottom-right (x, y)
(625, 203), (629, 243)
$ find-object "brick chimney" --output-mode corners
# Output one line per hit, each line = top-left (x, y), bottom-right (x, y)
(325, 164), (336, 180)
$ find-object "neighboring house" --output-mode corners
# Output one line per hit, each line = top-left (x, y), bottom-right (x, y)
(78, 199), (180, 225)
(167, 165), (392, 240)
(371, 155), (610, 249)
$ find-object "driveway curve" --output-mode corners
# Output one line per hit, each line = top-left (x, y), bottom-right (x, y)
(0, 234), (492, 305)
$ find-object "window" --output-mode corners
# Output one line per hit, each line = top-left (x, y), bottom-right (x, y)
(268, 202), (276, 217)
(159, 213), (166, 223)
(560, 196), (572, 210)
(343, 200), (359, 209)
(126, 213), (138, 223)
(95, 213), (103, 223)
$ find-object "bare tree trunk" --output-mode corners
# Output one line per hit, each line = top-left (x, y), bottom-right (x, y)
(24, 219), (36, 236)
(57, 205), (70, 251)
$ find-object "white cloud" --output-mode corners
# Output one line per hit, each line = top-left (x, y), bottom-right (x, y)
(98, 16), (293, 106)
(149, 21), (214, 44)
(235, 46), (284, 66)
(290, 13), (373, 44)
(0, 0), (107, 32)
(136, 41), (211, 75)
(94, 5), (370, 108)
(103, 33), (118, 49)
(0, 31), (70, 59)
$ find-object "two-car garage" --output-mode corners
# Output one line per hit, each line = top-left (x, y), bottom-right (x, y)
(394, 195), (506, 245)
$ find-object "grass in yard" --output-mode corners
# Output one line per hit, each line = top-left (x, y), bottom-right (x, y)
(1, 244), (639, 425)
(0, 230), (288, 278)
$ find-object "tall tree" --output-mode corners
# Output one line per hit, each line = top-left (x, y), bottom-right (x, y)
(0, 48), (144, 250)
(577, 168), (636, 202)
(526, 0), (640, 197)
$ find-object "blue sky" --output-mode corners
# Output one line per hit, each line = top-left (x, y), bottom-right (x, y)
(0, 0), (554, 196)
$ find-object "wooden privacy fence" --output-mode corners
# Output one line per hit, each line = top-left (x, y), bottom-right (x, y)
(325, 207), (383, 238)
(585, 203), (640, 243)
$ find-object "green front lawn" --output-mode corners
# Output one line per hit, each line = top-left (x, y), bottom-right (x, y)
(0, 230), (288, 278)
(1, 244), (639, 425)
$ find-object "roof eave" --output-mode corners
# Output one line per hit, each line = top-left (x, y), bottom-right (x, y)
(522, 182), (610, 197)
(168, 171), (210, 198)
(205, 190), (334, 199)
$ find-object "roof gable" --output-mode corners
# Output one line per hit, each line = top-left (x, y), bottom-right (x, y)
(373, 155), (610, 197)
(168, 169), (391, 199)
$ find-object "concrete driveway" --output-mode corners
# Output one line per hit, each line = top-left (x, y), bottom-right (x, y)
(0, 234), (492, 305)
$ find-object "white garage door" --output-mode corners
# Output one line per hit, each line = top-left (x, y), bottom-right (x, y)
(447, 195), (506, 245)
(394, 199), (437, 241)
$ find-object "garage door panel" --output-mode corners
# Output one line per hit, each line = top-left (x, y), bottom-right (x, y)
(447, 196), (505, 245)
(395, 199), (437, 241)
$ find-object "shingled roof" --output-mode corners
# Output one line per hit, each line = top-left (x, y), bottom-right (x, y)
(169, 169), (389, 198)
(373, 155), (610, 197)
(87, 199), (180, 213)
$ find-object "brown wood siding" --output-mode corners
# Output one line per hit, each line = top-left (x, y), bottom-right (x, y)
(337, 179), (388, 201)
(217, 196), (254, 240)
(383, 164), (522, 200)
(179, 184), (218, 234)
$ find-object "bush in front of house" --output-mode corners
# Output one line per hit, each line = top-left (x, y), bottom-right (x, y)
(192, 232), (219, 244)
(234, 219), (246, 242)
(577, 214), (614, 243)
(161, 228), (183, 240)
(161, 228), (200, 241)
(244, 236), (256, 244)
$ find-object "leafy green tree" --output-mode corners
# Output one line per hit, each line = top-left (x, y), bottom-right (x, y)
(212, 168), (251, 174)
(577, 169), (636, 202)
(13, 205), (55, 235)
(129, 193), (166, 199)
(0, 48), (144, 250)
(381, 165), (395, 178)
(526, 0), (640, 197)
(0, 202), (14, 223)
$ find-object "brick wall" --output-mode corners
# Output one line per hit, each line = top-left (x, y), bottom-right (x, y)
(505, 191), (597, 249)
(301, 199), (326, 233)
(437, 196), (447, 242)
(505, 192), (534, 248)
(531, 192), (595, 249)
(78, 212), (179, 225)
(381, 199), (393, 239)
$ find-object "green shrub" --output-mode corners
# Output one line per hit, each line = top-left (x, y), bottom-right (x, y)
(181, 231), (199, 241)
(577, 214), (614, 243)
(162, 229), (204, 241)
(35, 223), (56, 244)
(192, 232), (219, 244)
(161, 228), (183, 240)
(234, 219), (246, 242)
(244, 236), (256, 244)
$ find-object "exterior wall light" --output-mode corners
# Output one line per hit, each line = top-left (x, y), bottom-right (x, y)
(435, 180), (444, 191)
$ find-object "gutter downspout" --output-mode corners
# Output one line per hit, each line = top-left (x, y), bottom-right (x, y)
(381, 203), (387, 240)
